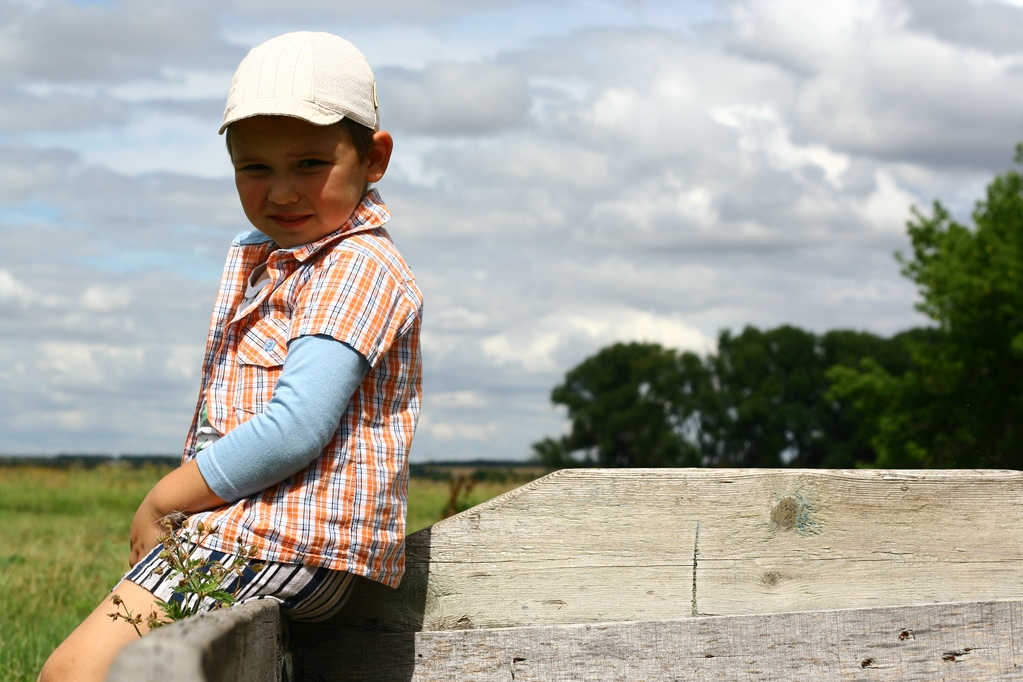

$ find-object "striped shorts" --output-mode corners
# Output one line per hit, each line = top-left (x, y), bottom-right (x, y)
(122, 542), (357, 622)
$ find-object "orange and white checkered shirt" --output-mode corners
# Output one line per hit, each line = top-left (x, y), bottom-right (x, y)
(182, 190), (422, 588)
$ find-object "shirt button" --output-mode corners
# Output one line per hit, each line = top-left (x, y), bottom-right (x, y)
(263, 339), (276, 352)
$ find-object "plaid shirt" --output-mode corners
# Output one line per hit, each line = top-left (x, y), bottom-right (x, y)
(182, 190), (422, 588)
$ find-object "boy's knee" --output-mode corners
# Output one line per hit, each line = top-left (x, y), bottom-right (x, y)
(39, 644), (112, 682)
(37, 652), (71, 682)
(38, 653), (57, 681)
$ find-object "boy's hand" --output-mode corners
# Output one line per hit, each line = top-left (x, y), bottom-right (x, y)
(129, 496), (172, 567)
(127, 459), (227, 567)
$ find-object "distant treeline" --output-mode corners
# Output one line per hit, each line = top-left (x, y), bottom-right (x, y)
(410, 460), (545, 483)
(0, 455), (540, 481)
(0, 454), (179, 469)
(532, 328), (928, 470)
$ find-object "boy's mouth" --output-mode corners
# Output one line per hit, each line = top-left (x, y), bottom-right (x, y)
(270, 214), (312, 228)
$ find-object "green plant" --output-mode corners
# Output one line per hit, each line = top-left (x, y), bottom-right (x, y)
(108, 516), (263, 636)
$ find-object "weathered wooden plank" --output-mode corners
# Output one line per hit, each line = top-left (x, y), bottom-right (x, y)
(328, 469), (1023, 633)
(108, 598), (284, 682)
(692, 469), (1023, 617)
(297, 599), (1023, 681)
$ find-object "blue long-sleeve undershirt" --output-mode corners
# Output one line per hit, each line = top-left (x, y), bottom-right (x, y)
(195, 334), (369, 502)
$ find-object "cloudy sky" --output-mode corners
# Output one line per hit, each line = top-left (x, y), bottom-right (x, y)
(2, 0), (1022, 462)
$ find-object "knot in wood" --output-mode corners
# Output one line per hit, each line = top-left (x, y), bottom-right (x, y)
(771, 497), (799, 530)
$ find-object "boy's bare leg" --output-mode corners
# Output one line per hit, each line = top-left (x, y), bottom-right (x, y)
(38, 579), (163, 682)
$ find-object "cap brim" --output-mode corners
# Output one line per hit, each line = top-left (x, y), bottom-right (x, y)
(219, 98), (348, 135)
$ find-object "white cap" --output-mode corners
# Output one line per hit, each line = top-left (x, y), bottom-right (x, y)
(220, 31), (378, 134)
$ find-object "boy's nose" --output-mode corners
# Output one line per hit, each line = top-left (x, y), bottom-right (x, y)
(268, 180), (300, 205)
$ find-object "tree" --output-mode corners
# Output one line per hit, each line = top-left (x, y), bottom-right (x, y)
(534, 327), (918, 469)
(697, 326), (916, 468)
(700, 325), (824, 467)
(828, 144), (1023, 468)
(533, 342), (705, 467)
(816, 327), (939, 468)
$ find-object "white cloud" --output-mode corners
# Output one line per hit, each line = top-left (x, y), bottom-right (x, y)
(482, 309), (713, 374)
(559, 310), (715, 354)
(0, 0), (232, 84)
(420, 418), (505, 444)
(0, 146), (77, 200)
(859, 170), (918, 235)
(383, 62), (531, 135)
(0, 269), (33, 307)
(26, 111), (230, 178)
(712, 105), (849, 189)
(81, 284), (131, 312)
(482, 332), (562, 373)
(728, 0), (907, 71)
(430, 390), (491, 409)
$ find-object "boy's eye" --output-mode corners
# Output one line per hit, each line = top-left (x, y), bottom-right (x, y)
(298, 159), (328, 169)
(237, 163), (269, 173)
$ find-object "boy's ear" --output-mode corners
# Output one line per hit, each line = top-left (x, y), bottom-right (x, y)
(366, 131), (393, 183)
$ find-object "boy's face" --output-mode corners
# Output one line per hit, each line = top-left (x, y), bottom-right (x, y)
(229, 116), (390, 248)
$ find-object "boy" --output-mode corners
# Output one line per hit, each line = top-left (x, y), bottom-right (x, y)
(39, 31), (422, 682)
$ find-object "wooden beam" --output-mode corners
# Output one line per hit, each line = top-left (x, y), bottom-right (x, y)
(327, 469), (1023, 633)
(108, 599), (284, 682)
(299, 599), (1023, 681)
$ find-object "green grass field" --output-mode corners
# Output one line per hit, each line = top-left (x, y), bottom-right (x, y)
(0, 463), (531, 681)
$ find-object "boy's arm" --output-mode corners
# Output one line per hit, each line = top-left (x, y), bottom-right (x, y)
(194, 334), (369, 500)
(129, 458), (226, 566)
(128, 334), (367, 566)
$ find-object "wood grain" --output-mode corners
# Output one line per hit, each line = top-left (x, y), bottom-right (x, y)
(302, 599), (1023, 681)
(327, 469), (1023, 633)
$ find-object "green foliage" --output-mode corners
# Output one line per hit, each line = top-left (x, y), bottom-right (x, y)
(829, 144), (1023, 468)
(536, 330), (917, 468)
(156, 521), (260, 619)
(536, 342), (705, 467)
(108, 518), (265, 636)
(703, 325), (834, 467)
